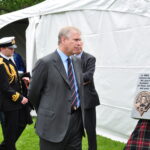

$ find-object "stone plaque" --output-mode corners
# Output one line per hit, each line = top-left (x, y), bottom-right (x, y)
(131, 73), (150, 119)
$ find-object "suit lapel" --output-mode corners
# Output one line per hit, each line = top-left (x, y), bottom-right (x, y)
(52, 51), (70, 87)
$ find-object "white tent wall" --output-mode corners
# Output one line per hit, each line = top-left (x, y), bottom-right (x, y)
(26, 10), (150, 142)
(26, 17), (40, 73)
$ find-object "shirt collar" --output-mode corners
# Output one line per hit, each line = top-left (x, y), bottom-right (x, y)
(57, 48), (69, 62)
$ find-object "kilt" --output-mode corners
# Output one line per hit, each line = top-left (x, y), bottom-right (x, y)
(124, 119), (150, 150)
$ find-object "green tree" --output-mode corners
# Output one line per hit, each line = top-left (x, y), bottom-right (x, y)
(0, 0), (45, 14)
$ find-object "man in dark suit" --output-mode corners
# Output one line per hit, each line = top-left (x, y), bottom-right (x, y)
(28, 26), (84, 150)
(0, 37), (30, 150)
(74, 46), (100, 150)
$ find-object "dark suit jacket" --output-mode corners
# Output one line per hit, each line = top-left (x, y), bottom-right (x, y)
(81, 52), (100, 109)
(28, 51), (84, 143)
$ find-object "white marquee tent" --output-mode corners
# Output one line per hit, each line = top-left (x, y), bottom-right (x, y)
(1, 0), (150, 143)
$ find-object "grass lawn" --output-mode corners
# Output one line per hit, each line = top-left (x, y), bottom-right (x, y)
(0, 118), (125, 150)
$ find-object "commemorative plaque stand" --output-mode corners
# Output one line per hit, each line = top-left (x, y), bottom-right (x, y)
(131, 73), (150, 120)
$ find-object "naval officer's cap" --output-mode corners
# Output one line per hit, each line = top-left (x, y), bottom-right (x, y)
(0, 36), (17, 49)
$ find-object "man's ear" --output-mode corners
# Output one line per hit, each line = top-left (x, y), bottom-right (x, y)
(61, 36), (67, 44)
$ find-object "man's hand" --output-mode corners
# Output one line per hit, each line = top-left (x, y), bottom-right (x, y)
(22, 77), (30, 88)
(21, 97), (28, 104)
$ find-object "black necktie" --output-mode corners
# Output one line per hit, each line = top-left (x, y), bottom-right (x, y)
(67, 57), (78, 110)
(8, 59), (16, 66)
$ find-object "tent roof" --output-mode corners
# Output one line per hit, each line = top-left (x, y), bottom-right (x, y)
(1, 0), (150, 29)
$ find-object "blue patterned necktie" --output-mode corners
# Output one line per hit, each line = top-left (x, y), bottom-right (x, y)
(67, 57), (78, 110)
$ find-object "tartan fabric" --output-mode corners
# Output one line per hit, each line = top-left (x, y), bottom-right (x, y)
(124, 119), (150, 150)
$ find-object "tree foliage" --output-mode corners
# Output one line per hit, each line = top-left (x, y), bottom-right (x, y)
(0, 0), (45, 14)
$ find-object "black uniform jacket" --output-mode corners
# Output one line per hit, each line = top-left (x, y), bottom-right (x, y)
(0, 55), (24, 111)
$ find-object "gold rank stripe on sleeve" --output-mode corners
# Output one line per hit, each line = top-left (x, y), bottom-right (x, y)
(12, 92), (20, 102)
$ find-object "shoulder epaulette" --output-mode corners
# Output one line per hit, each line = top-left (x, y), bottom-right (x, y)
(0, 58), (3, 65)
